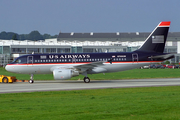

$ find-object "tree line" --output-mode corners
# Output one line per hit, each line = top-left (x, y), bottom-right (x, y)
(0, 31), (58, 41)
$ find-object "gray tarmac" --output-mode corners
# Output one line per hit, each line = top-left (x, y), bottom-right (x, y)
(1, 78), (180, 93)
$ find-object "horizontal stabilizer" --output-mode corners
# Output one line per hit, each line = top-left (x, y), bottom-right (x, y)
(149, 54), (174, 60)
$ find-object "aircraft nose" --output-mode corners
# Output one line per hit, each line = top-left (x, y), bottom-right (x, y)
(5, 64), (12, 72)
(5, 65), (9, 71)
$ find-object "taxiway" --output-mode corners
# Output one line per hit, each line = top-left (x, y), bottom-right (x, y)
(0, 78), (180, 93)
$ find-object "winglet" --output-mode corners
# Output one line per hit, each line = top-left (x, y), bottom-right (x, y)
(159, 21), (171, 27)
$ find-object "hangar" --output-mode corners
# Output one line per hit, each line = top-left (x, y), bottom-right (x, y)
(0, 32), (180, 66)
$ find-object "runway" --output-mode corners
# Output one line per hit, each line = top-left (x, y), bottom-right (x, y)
(1, 78), (180, 93)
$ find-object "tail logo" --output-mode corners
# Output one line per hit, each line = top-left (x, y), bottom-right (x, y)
(152, 35), (164, 43)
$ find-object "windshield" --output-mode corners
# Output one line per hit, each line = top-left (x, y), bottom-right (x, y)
(13, 57), (27, 64)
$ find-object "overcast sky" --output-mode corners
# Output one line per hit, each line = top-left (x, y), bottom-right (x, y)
(0, 0), (179, 35)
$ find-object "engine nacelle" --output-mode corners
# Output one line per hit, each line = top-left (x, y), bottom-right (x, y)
(53, 69), (79, 80)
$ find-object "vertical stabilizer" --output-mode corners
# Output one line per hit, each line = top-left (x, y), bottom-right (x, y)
(136, 21), (170, 53)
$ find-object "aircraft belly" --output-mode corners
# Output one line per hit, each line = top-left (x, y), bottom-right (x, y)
(8, 65), (53, 74)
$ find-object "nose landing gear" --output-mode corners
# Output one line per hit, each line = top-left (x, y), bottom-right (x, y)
(29, 74), (34, 84)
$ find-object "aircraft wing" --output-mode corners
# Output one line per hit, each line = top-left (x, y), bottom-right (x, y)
(74, 61), (106, 72)
(50, 61), (107, 73)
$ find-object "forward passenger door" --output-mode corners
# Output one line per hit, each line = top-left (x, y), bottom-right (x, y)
(27, 56), (33, 66)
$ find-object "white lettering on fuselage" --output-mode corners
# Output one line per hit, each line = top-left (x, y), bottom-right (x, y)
(48, 54), (91, 59)
(117, 55), (126, 58)
(40, 55), (47, 59)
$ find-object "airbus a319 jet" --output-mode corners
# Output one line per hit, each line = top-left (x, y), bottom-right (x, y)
(5, 21), (174, 83)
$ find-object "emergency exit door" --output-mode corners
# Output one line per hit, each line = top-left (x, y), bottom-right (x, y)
(132, 53), (138, 63)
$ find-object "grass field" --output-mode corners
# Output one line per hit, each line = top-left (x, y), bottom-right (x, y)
(1, 67), (180, 119)
(1, 67), (180, 80)
(0, 86), (180, 120)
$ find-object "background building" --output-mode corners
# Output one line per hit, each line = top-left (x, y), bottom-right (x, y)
(0, 32), (180, 66)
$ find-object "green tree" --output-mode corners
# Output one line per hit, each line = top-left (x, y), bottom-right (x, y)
(0, 31), (7, 39)
(28, 31), (43, 40)
(12, 34), (18, 40)
(0, 30), (57, 40)
(43, 34), (51, 39)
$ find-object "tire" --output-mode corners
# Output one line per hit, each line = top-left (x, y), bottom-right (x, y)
(84, 77), (90, 83)
(29, 80), (34, 84)
(2, 77), (8, 83)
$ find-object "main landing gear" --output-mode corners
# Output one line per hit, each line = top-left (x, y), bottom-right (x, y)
(82, 71), (90, 83)
(83, 77), (90, 83)
(29, 74), (34, 84)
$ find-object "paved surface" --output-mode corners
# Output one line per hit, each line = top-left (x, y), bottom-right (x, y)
(0, 78), (180, 93)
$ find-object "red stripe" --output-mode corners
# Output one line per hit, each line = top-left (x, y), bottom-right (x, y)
(7, 61), (163, 66)
(159, 21), (171, 26)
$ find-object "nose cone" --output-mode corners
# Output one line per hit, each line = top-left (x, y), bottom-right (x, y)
(5, 64), (13, 72)
(5, 64), (10, 71)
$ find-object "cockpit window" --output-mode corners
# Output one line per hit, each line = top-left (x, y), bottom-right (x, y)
(14, 57), (27, 64)
(15, 59), (21, 63)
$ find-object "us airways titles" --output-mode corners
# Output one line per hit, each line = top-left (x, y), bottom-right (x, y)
(40, 54), (91, 59)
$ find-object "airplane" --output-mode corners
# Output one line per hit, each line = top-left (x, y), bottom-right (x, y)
(5, 21), (174, 83)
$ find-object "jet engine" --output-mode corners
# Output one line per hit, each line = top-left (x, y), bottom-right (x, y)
(53, 69), (79, 80)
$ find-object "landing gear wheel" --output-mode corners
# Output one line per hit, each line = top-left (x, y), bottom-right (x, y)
(29, 80), (34, 84)
(84, 77), (90, 83)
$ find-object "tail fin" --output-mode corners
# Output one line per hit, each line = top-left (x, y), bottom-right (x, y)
(136, 21), (171, 53)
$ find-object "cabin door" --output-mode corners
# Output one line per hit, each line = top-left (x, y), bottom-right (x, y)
(132, 53), (138, 64)
(72, 58), (76, 63)
(27, 56), (33, 66)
